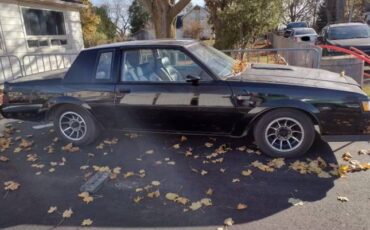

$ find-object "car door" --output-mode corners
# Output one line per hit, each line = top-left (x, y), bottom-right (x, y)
(115, 47), (239, 134)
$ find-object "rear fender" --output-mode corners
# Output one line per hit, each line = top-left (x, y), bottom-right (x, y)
(44, 96), (92, 121)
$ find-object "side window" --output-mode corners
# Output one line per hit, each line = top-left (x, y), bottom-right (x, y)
(95, 51), (113, 80)
(121, 48), (212, 82)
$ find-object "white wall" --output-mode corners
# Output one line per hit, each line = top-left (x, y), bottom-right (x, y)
(0, 1), (84, 81)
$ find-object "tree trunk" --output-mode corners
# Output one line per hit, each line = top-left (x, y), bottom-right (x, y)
(140, 0), (191, 39)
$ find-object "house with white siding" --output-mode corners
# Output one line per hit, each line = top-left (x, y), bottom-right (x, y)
(0, 0), (84, 81)
(177, 5), (212, 40)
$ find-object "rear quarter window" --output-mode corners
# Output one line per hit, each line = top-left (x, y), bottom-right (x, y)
(63, 50), (97, 83)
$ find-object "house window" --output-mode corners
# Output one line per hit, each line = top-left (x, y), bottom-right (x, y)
(22, 8), (68, 48)
(22, 8), (66, 35)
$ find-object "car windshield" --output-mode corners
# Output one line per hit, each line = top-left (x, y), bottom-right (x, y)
(188, 43), (236, 79)
(328, 25), (370, 40)
(294, 28), (316, 35)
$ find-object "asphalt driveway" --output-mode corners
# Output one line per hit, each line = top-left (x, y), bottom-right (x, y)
(0, 119), (369, 230)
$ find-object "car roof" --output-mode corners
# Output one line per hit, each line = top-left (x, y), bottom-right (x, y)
(84, 39), (198, 51)
(327, 22), (367, 28)
(291, 27), (315, 31)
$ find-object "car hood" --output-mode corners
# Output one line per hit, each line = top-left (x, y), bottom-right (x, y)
(227, 63), (365, 95)
(327, 38), (370, 48)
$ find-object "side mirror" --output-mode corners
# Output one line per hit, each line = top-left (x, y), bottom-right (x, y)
(186, 75), (200, 85)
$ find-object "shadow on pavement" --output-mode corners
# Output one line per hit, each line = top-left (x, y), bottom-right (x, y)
(0, 122), (338, 228)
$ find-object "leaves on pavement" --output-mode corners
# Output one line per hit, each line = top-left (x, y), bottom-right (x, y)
(81, 218), (93, 226)
(62, 208), (73, 218)
(4, 181), (20, 191)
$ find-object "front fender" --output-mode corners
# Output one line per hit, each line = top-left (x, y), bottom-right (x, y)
(233, 99), (321, 137)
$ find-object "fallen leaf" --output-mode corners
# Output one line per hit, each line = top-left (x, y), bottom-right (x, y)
(232, 178), (240, 183)
(167, 161), (176, 165)
(62, 209), (73, 218)
(206, 188), (213, 196)
(81, 218), (93, 226)
(237, 146), (247, 151)
(288, 198), (304, 206)
(0, 155), (9, 162)
(62, 143), (79, 153)
(173, 144), (180, 149)
(200, 198), (212, 206)
(358, 149), (368, 155)
(147, 190), (160, 198)
(145, 149), (154, 154)
(204, 142), (213, 148)
(176, 196), (189, 205)
(151, 181), (160, 186)
(200, 170), (208, 176)
(189, 201), (202, 211)
(224, 218), (234, 226)
(47, 206), (57, 214)
(165, 193), (179, 201)
(337, 196), (349, 202)
(133, 196), (143, 203)
(112, 167), (121, 174)
(241, 169), (252, 176)
(80, 165), (89, 170)
(317, 171), (331, 178)
(237, 203), (248, 210)
(124, 171), (134, 178)
(342, 152), (352, 161)
(220, 168), (226, 173)
(49, 168), (55, 173)
(180, 136), (187, 142)
(4, 181), (20, 191)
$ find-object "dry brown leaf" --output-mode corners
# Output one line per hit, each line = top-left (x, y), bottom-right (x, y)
(173, 144), (180, 149)
(4, 181), (20, 191)
(241, 169), (252, 176)
(288, 198), (304, 206)
(206, 188), (213, 196)
(204, 142), (213, 148)
(224, 217), (234, 226)
(133, 196), (143, 203)
(237, 203), (248, 210)
(165, 192), (179, 201)
(151, 181), (160, 186)
(232, 178), (240, 183)
(189, 201), (202, 211)
(200, 198), (212, 206)
(81, 218), (93, 226)
(62, 209), (73, 218)
(124, 171), (134, 178)
(337, 196), (349, 202)
(342, 152), (352, 161)
(112, 167), (121, 174)
(62, 143), (79, 153)
(147, 190), (160, 198)
(47, 206), (57, 214)
(0, 155), (9, 162)
(180, 136), (188, 142)
(200, 170), (208, 176)
(145, 149), (154, 154)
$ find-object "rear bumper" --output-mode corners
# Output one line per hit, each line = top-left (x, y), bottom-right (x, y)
(0, 104), (45, 121)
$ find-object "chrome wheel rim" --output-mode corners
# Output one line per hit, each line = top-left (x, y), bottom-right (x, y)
(265, 117), (304, 152)
(59, 111), (87, 141)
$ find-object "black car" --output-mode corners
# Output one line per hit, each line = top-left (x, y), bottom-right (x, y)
(319, 23), (370, 55)
(1, 40), (369, 158)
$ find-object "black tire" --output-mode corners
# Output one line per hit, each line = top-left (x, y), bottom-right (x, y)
(53, 105), (99, 146)
(253, 109), (315, 158)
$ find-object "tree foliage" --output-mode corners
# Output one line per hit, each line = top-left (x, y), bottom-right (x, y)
(206, 0), (283, 49)
(139, 0), (191, 38)
(129, 0), (150, 35)
(105, 0), (131, 41)
(95, 5), (116, 42)
(80, 0), (101, 47)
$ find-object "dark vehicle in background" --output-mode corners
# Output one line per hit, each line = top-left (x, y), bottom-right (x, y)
(284, 27), (318, 44)
(318, 23), (370, 55)
(1, 40), (370, 158)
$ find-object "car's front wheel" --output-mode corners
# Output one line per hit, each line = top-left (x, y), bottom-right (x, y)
(53, 105), (99, 146)
(254, 109), (315, 158)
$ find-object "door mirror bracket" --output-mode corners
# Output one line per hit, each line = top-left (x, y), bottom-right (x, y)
(186, 75), (200, 85)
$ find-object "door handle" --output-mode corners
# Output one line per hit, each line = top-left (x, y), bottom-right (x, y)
(117, 88), (131, 93)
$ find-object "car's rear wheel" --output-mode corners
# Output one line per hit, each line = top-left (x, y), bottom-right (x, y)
(253, 109), (315, 158)
(53, 105), (99, 146)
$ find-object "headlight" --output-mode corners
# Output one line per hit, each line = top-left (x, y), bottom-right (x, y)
(362, 101), (370, 111)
